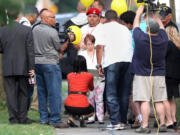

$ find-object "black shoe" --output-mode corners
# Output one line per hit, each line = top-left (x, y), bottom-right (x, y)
(98, 121), (105, 125)
(167, 124), (174, 129)
(67, 119), (78, 127)
(52, 123), (69, 128)
(79, 116), (86, 127)
(173, 122), (178, 130)
(9, 119), (19, 124)
(19, 118), (33, 124)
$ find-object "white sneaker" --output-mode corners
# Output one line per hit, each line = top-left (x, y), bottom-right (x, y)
(106, 124), (121, 130)
(119, 123), (127, 130)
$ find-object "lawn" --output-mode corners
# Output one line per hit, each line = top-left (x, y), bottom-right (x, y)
(0, 81), (69, 135)
(0, 108), (54, 135)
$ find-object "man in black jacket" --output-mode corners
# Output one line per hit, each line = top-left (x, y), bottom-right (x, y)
(0, 18), (34, 124)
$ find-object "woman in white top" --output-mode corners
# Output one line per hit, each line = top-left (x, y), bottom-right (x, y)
(79, 34), (105, 124)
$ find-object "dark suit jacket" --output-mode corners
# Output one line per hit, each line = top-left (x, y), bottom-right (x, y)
(0, 22), (34, 76)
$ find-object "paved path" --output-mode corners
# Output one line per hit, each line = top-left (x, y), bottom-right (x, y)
(55, 116), (179, 135)
(54, 125), (178, 135)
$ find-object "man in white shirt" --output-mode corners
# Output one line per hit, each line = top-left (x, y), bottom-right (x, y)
(79, 8), (106, 124)
(96, 10), (133, 130)
(79, 8), (103, 51)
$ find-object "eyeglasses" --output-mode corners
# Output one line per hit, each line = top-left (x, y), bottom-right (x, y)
(47, 16), (55, 19)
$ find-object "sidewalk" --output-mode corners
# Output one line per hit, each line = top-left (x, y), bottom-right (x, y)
(54, 115), (178, 135)
(57, 81), (179, 135)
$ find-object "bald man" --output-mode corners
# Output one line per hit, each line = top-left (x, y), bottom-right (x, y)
(32, 10), (71, 128)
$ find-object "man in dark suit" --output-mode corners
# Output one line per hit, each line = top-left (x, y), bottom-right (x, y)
(0, 20), (34, 124)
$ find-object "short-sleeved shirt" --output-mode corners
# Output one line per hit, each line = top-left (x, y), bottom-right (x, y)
(131, 27), (168, 76)
(131, 21), (147, 49)
(33, 23), (61, 65)
(95, 21), (133, 68)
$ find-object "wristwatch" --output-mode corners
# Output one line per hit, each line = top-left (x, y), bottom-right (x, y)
(96, 65), (102, 69)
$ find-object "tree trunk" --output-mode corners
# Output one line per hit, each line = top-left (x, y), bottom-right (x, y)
(0, 55), (6, 103)
(170, 0), (176, 23)
(104, 0), (112, 10)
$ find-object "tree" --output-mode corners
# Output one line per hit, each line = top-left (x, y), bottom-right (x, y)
(170, 0), (176, 23)
(0, 0), (36, 26)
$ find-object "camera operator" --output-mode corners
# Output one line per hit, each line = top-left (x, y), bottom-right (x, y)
(131, 5), (168, 133)
(33, 9), (74, 128)
(59, 1), (88, 79)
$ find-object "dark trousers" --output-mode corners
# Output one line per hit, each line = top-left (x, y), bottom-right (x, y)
(3, 76), (28, 122)
(27, 84), (34, 110)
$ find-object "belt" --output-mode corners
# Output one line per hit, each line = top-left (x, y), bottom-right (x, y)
(69, 91), (86, 95)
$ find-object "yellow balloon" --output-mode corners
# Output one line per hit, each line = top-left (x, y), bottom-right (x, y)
(67, 25), (82, 45)
(80, 0), (94, 8)
(50, 5), (58, 14)
(135, 0), (146, 7)
(111, 0), (127, 16)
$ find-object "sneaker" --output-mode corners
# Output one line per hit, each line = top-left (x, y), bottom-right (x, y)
(106, 124), (121, 130)
(131, 121), (141, 129)
(159, 124), (167, 132)
(135, 126), (151, 133)
(120, 123), (127, 130)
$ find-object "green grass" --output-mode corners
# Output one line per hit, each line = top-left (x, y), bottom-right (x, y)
(175, 98), (180, 127)
(0, 81), (68, 135)
(0, 109), (54, 135)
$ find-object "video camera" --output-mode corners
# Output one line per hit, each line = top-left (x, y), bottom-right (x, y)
(54, 22), (70, 43)
(137, 0), (166, 13)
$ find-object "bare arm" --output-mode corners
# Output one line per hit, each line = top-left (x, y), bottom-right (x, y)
(96, 45), (104, 77)
(96, 45), (104, 66)
(154, 13), (164, 30)
(133, 5), (144, 29)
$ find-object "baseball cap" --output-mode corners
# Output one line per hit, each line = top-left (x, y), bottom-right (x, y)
(159, 6), (172, 19)
(86, 8), (100, 16)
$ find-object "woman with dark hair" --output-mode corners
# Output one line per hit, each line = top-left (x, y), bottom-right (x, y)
(64, 55), (94, 127)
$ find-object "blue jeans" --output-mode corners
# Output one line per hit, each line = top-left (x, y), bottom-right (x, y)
(104, 62), (131, 125)
(35, 64), (62, 124)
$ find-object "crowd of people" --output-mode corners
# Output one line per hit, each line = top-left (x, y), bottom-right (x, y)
(0, 0), (180, 133)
